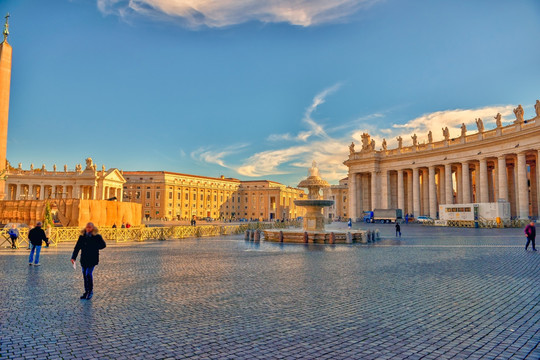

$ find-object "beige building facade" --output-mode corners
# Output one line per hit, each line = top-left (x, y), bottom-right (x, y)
(123, 171), (306, 221)
(345, 102), (540, 220)
(322, 178), (348, 220)
(5, 158), (125, 201)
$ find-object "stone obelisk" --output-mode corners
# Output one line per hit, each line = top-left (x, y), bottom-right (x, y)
(0, 14), (11, 200)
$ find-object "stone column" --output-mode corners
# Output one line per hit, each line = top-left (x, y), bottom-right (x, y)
(15, 184), (20, 200)
(348, 172), (357, 220)
(479, 158), (489, 203)
(428, 166), (437, 219)
(371, 171), (378, 210)
(407, 170), (413, 215)
(422, 169), (429, 215)
(445, 164), (453, 204)
(380, 170), (389, 208)
(438, 166), (445, 205)
(412, 168), (421, 217)
(397, 170), (404, 211)
(456, 165), (463, 204)
(516, 152), (529, 219)
(462, 162), (471, 203)
(356, 174), (363, 217)
(497, 156), (508, 201)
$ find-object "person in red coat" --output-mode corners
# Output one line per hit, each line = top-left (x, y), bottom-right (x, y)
(71, 223), (106, 300)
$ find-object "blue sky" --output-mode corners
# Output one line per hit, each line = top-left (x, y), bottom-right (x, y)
(2, 0), (539, 186)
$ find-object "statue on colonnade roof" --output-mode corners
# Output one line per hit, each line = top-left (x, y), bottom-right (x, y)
(535, 100), (540, 117)
(349, 142), (355, 156)
(382, 138), (387, 151)
(475, 118), (484, 133)
(442, 127), (450, 141)
(494, 113), (502, 128)
(361, 133), (371, 150)
(513, 104), (524, 123)
(396, 136), (403, 149)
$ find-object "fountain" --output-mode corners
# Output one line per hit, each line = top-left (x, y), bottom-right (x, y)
(263, 162), (371, 244)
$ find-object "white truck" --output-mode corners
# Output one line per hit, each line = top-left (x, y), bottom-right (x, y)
(372, 209), (403, 223)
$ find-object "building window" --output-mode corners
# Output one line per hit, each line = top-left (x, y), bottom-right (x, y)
(155, 202), (160, 207)
(178, 193), (181, 200)
(136, 192), (141, 199)
(156, 192), (160, 200)
(146, 192), (151, 199)
(169, 192), (172, 199)
(185, 193), (189, 200)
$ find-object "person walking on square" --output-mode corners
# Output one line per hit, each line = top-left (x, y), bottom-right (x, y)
(395, 223), (401, 237)
(28, 222), (49, 266)
(71, 222), (106, 300)
(347, 218), (352, 229)
(8, 224), (19, 249)
(524, 221), (536, 251)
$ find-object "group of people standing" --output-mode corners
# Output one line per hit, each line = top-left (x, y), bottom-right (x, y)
(8, 221), (106, 300)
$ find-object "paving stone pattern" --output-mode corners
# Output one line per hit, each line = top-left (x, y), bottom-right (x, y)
(0, 224), (538, 359)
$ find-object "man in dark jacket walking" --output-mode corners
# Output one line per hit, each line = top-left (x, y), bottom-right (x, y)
(71, 222), (106, 300)
(28, 222), (49, 266)
(524, 221), (536, 251)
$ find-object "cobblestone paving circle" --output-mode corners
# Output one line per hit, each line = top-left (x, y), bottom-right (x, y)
(0, 224), (539, 359)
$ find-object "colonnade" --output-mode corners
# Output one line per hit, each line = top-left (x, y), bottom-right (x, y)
(6, 184), (100, 200)
(348, 150), (540, 220)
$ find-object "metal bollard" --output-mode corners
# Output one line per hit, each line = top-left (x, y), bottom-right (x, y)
(366, 230), (372, 243)
(360, 232), (367, 244)
(346, 232), (352, 244)
(303, 232), (309, 243)
(330, 232), (335, 244)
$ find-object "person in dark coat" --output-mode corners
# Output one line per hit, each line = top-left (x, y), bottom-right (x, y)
(28, 222), (49, 266)
(395, 223), (401, 237)
(524, 221), (536, 251)
(71, 222), (106, 300)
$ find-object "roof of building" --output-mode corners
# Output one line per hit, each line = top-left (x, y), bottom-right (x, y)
(123, 171), (241, 183)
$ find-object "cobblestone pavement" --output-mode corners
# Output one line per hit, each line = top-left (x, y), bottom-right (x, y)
(0, 225), (539, 359)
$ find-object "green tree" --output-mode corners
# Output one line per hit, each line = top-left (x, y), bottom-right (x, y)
(43, 201), (54, 229)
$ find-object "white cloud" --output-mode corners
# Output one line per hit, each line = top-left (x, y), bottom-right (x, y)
(97, 0), (380, 28)
(190, 144), (248, 168)
(192, 86), (518, 184)
(268, 83), (340, 142)
(389, 105), (515, 146)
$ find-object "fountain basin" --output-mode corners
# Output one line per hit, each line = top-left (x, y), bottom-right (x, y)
(263, 228), (370, 244)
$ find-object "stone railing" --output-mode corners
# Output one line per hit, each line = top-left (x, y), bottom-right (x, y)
(351, 115), (539, 159)
(0, 221), (302, 246)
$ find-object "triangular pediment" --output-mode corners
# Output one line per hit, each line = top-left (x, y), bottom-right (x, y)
(103, 168), (126, 183)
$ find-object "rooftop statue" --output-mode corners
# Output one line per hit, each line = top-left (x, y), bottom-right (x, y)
(427, 131), (433, 144)
(475, 118), (484, 133)
(370, 139), (375, 151)
(411, 133), (418, 146)
(494, 113), (502, 128)
(349, 142), (355, 156)
(535, 100), (540, 117)
(361, 133), (371, 150)
(396, 136), (403, 148)
(461, 123), (467, 137)
(382, 138), (387, 151)
(442, 127), (450, 141)
(513, 104), (524, 123)
(85, 157), (93, 170)
(64, 164), (68, 172)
